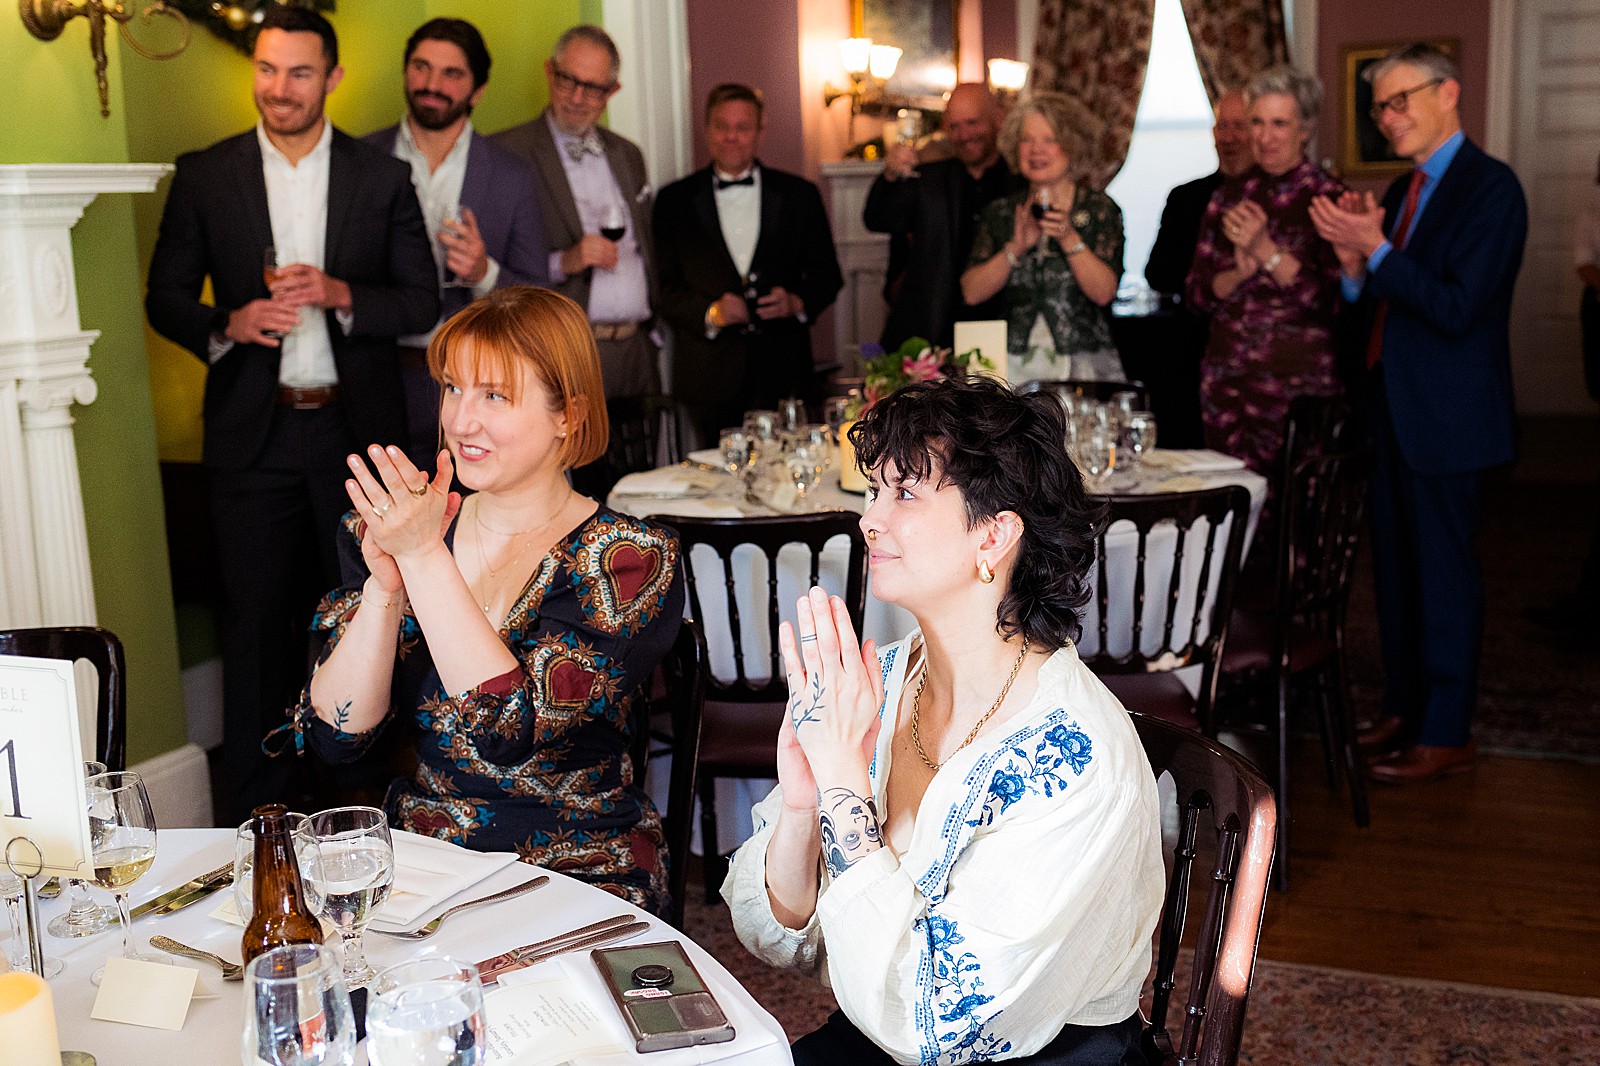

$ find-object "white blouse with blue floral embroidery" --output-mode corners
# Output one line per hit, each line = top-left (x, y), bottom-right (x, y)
(724, 636), (1165, 1065)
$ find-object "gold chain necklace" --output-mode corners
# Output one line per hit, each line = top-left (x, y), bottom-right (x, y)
(471, 496), (569, 615)
(910, 638), (1030, 772)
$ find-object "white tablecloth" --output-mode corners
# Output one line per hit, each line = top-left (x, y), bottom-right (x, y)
(34, 829), (791, 1065)
(611, 450), (1266, 856)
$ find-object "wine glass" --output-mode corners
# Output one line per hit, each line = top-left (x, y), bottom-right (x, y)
(599, 201), (627, 243)
(46, 760), (115, 940)
(441, 206), (471, 288)
(262, 247), (290, 339)
(306, 806), (394, 988)
(234, 813), (323, 923)
(719, 427), (754, 482)
(1030, 187), (1052, 257)
(786, 440), (826, 510)
(242, 942), (357, 1066)
(0, 871), (61, 977)
(86, 770), (166, 984)
(742, 409), (780, 443)
(1077, 424), (1117, 487)
(367, 957), (488, 1066)
(1123, 410), (1158, 471)
(777, 397), (806, 432)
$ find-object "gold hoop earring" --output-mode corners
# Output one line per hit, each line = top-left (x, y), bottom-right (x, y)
(977, 559), (995, 584)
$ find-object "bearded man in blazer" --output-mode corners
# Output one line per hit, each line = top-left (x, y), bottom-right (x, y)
(654, 83), (844, 441)
(494, 24), (658, 398)
(145, 7), (437, 823)
(1310, 43), (1528, 784)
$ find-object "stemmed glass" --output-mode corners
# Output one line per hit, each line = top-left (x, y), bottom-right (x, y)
(1, 871), (63, 977)
(86, 770), (166, 984)
(242, 942), (357, 1066)
(1030, 187), (1052, 258)
(599, 201), (627, 244)
(1077, 424), (1117, 487)
(1123, 410), (1158, 472)
(367, 957), (488, 1066)
(47, 760), (115, 940)
(306, 806), (394, 988)
(262, 247), (290, 339)
(234, 813), (323, 922)
(441, 206), (471, 288)
(719, 427), (754, 483)
(786, 440), (827, 510)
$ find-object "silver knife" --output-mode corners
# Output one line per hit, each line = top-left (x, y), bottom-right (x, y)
(129, 861), (233, 920)
(476, 916), (648, 983)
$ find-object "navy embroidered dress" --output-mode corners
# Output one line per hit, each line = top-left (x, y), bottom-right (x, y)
(287, 507), (683, 915)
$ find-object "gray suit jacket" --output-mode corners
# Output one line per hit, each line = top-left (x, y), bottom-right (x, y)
(492, 110), (657, 318)
(363, 124), (550, 323)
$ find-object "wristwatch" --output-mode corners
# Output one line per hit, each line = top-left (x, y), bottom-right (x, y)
(1262, 250), (1284, 274)
(1063, 240), (1088, 257)
(1004, 248), (1021, 269)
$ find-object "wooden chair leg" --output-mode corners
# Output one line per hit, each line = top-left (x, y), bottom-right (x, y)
(1327, 656), (1370, 828)
(1312, 670), (1341, 790)
(1274, 667), (1291, 892)
(698, 774), (726, 904)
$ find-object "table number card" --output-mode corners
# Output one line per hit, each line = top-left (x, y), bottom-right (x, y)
(953, 320), (1008, 384)
(0, 653), (93, 877)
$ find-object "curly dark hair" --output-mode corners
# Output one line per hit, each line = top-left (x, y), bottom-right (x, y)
(848, 376), (1103, 649)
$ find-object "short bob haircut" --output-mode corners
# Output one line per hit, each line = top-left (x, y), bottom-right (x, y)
(1246, 64), (1323, 142)
(426, 286), (609, 471)
(848, 376), (1103, 649)
(998, 91), (1103, 183)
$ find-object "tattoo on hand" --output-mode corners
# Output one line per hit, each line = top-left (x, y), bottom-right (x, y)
(818, 787), (883, 877)
(789, 672), (824, 729)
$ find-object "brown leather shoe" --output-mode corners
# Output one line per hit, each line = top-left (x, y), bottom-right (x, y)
(1355, 715), (1405, 751)
(1367, 742), (1477, 784)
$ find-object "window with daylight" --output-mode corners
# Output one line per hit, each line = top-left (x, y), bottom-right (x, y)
(1105, 0), (1219, 293)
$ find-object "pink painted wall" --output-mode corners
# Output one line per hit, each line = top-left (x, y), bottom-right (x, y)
(1317, 0), (1492, 192)
(685, 0), (806, 176)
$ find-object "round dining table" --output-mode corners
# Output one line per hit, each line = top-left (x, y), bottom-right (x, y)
(35, 828), (792, 1065)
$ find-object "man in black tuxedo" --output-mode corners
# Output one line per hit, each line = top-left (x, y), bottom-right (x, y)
(1141, 90), (1250, 447)
(145, 6), (437, 823)
(654, 84), (843, 440)
(863, 83), (1019, 349)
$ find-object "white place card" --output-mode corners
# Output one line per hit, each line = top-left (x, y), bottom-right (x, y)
(0, 654), (92, 877)
(953, 320), (1008, 383)
(482, 977), (627, 1064)
(90, 957), (199, 1030)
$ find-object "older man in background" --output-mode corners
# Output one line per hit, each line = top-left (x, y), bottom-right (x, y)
(863, 83), (1020, 349)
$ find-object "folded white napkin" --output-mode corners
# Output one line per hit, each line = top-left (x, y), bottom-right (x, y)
(610, 466), (723, 498)
(370, 831), (521, 931)
(687, 448), (723, 467)
(1141, 449), (1248, 473)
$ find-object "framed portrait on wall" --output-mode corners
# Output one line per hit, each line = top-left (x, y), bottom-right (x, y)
(853, 0), (961, 102)
(1341, 39), (1458, 179)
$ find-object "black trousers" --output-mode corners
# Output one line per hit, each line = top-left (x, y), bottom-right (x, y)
(790, 1010), (1146, 1066)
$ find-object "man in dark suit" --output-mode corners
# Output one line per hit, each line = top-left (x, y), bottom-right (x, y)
(1142, 90), (1250, 446)
(654, 83), (844, 441)
(863, 83), (1019, 349)
(494, 25), (657, 398)
(145, 6), (438, 823)
(366, 17), (549, 468)
(1310, 43), (1528, 783)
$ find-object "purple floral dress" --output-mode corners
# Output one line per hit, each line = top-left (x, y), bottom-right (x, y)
(1185, 160), (1346, 475)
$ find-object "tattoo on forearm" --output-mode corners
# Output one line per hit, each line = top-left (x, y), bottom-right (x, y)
(331, 699), (355, 740)
(818, 787), (883, 877)
(789, 672), (824, 729)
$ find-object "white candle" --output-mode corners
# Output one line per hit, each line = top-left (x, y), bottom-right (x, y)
(0, 972), (63, 1066)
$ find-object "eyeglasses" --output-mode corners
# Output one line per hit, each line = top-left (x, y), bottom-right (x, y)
(1369, 78), (1443, 123)
(551, 65), (616, 102)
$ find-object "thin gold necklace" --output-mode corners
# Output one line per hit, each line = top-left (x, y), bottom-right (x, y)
(910, 638), (1029, 772)
(471, 496), (569, 614)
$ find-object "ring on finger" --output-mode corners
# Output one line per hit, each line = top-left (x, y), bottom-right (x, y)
(799, 634), (818, 644)
(408, 483), (428, 498)
(373, 497), (394, 518)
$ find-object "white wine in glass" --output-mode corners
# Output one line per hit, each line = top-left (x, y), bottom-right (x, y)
(86, 770), (168, 984)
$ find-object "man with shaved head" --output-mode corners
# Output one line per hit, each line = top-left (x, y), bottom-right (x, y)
(864, 83), (1022, 348)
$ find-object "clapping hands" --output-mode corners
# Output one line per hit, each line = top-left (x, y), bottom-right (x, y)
(776, 587), (884, 789)
(1309, 190), (1385, 277)
(345, 445), (461, 592)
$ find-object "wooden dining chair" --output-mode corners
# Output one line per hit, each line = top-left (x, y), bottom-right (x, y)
(629, 618), (707, 931)
(1218, 449), (1372, 889)
(657, 511), (868, 901)
(1082, 485), (1251, 735)
(572, 393), (689, 500)
(0, 626), (126, 771)
(1020, 378), (1150, 410)
(1133, 711), (1276, 1066)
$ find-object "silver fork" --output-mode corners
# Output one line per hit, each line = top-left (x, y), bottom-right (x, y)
(377, 875), (550, 940)
(149, 935), (244, 980)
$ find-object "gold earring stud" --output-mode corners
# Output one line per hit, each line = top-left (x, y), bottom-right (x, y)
(977, 559), (995, 584)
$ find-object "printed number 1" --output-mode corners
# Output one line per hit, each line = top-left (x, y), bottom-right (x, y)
(0, 738), (27, 818)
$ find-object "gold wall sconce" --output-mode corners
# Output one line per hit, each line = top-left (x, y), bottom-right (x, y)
(986, 58), (1029, 106)
(19, 0), (191, 118)
(824, 36), (904, 149)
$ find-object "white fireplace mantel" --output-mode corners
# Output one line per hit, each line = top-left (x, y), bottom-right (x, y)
(0, 163), (171, 629)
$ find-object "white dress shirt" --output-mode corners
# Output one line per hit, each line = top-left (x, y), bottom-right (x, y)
(391, 117), (499, 347)
(714, 164), (760, 278)
(545, 114), (651, 325)
(258, 120), (340, 387)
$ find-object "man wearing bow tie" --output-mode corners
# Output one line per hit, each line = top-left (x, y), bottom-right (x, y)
(494, 24), (658, 397)
(654, 83), (843, 441)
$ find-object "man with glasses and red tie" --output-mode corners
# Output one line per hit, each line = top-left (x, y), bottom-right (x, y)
(1310, 42), (1527, 784)
(495, 25), (658, 397)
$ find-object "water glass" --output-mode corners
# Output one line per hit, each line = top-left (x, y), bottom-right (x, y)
(1123, 411), (1158, 469)
(47, 760), (114, 940)
(242, 943), (357, 1066)
(440, 205), (470, 287)
(1109, 390), (1141, 424)
(777, 397), (806, 432)
(718, 427), (755, 483)
(742, 409), (780, 443)
(86, 770), (165, 983)
(367, 957), (488, 1066)
(306, 806), (394, 988)
(786, 440), (827, 509)
(822, 396), (853, 438)
(234, 813), (323, 923)
(1077, 424), (1117, 487)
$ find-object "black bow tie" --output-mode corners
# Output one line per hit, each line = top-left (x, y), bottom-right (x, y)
(715, 174), (755, 190)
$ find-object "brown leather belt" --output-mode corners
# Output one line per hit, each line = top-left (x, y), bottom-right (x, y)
(591, 321), (640, 341)
(275, 384), (340, 409)
(398, 345), (429, 369)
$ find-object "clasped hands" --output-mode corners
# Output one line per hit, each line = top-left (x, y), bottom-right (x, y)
(344, 445), (462, 596)
(1013, 198), (1082, 254)
(1308, 190), (1387, 278)
(713, 287), (803, 327)
(231, 262), (353, 347)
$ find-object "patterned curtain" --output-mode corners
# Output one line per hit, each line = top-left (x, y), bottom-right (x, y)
(1179, 0), (1289, 103)
(1030, 0), (1157, 189)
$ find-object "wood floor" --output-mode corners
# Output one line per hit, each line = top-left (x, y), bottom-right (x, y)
(1245, 735), (1600, 998)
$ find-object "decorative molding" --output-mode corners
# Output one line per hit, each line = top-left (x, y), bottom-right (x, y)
(602, 0), (693, 187)
(821, 160), (890, 370)
(1486, 0), (1516, 160)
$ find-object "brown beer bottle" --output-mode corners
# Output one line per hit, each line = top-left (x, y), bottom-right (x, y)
(241, 804), (324, 965)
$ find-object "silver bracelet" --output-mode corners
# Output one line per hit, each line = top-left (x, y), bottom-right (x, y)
(1261, 250), (1283, 274)
(1004, 248), (1020, 269)
(1063, 240), (1088, 257)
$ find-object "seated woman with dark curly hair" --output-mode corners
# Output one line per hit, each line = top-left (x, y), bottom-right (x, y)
(723, 376), (1164, 1065)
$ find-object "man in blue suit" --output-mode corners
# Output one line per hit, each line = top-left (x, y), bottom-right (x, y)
(366, 18), (549, 468)
(1311, 43), (1528, 783)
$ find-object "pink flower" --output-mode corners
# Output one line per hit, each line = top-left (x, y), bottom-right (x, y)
(902, 349), (942, 382)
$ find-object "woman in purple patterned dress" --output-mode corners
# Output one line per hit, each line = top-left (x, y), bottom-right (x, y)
(1186, 65), (1347, 475)
(280, 287), (684, 915)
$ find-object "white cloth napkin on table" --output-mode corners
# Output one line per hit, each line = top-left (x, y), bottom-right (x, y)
(609, 466), (723, 498)
(369, 831), (521, 931)
(1141, 448), (1248, 473)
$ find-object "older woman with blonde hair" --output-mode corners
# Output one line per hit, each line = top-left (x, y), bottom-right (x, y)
(961, 91), (1126, 383)
(282, 285), (685, 914)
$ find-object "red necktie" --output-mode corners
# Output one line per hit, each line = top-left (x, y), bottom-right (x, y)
(1365, 169), (1427, 369)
